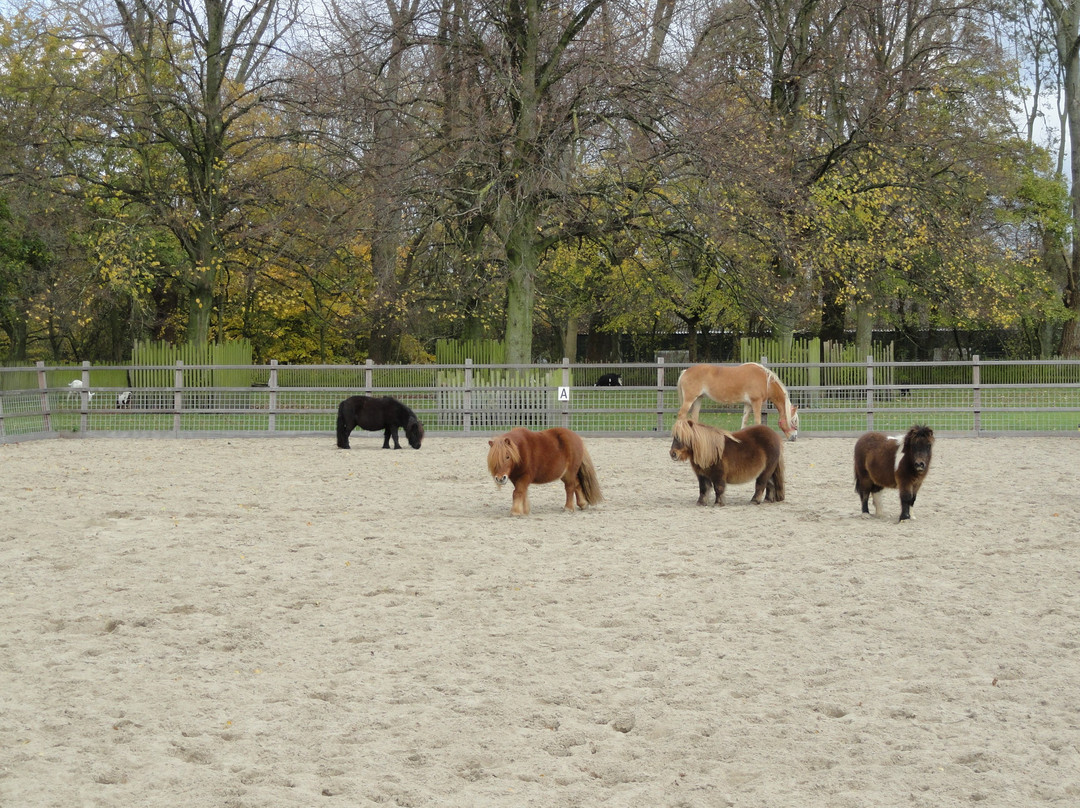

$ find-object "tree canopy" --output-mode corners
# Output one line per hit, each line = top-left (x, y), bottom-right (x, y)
(0, 0), (1073, 362)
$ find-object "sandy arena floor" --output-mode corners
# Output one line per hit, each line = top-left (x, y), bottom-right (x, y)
(2, 434), (1080, 807)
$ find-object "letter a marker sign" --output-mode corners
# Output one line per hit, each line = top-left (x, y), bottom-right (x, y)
(558, 386), (570, 402)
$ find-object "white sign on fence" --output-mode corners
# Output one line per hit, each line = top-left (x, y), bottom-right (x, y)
(558, 386), (570, 401)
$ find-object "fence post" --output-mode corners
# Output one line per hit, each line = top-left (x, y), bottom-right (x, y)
(760, 355), (771, 423)
(365, 359), (374, 392)
(79, 360), (91, 433)
(174, 360), (184, 435)
(657, 356), (666, 432)
(972, 354), (981, 437)
(464, 359), (473, 434)
(866, 356), (875, 432)
(37, 361), (52, 434)
(268, 359), (278, 433)
(561, 357), (571, 429)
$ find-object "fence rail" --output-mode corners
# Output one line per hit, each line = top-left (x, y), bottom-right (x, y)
(2, 356), (1079, 443)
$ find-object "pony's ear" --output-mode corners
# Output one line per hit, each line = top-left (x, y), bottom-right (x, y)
(488, 440), (494, 446)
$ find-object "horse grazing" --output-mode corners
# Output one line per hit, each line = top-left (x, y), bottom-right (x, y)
(675, 362), (799, 440)
(853, 425), (934, 522)
(486, 427), (603, 516)
(669, 419), (785, 506)
(336, 395), (424, 450)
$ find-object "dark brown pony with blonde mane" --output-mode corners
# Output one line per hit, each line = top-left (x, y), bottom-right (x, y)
(670, 420), (785, 506)
(854, 425), (934, 522)
(486, 427), (603, 516)
(676, 362), (799, 440)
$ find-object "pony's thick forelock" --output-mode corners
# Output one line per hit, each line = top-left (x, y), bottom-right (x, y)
(672, 419), (726, 468)
(487, 433), (521, 475)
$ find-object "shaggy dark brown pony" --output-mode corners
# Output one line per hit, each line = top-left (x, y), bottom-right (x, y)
(669, 419), (785, 506)
(486, 427), (603, 516)
(853, 425), (934, 521)
(675, 362), (799, 440)
(336, 395), (424, 450)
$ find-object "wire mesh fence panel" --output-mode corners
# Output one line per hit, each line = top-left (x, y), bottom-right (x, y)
(3, 359), (1080, 441)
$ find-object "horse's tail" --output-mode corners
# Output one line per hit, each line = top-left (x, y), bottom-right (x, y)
(772, 451), (785, 502)
(335, 404), (350, 449)
(577, 448), (604, 506)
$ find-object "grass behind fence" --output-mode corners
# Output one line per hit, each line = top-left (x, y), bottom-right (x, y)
(4, 360), (1080, 439)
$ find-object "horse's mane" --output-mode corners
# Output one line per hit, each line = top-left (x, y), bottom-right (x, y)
(763, 367), (796, 421)
(486, 433), (521, 475)
(672, 419), (731, 468)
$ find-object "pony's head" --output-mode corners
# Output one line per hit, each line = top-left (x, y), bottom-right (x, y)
(487, 434), (521, 487)
(406, 416), (424, 449)
(670, 419), (728, 468)
(902, 425), (934, 473)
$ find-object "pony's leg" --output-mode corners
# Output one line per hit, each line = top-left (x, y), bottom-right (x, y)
(563, 479), (579, 512)
(712, 474), (726, 506)
(688, 396), (704, 421)
(695, 474), (711, 506)
(383, 427), (402, 449)
(871, 491), (883, 516)
(570, 475), (588, 510)
(898, 489), (915, 521)
(511, 481), (530, 516)
(751, 474), (768, 504)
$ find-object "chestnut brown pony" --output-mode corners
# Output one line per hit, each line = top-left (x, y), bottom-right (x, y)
(675, 362), (799, 440)
(669, 419), (785, 506)
(853, 425), (934, 522)
(486, 427), (603, 516)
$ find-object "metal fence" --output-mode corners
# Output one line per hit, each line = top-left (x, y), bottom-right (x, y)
(2, 356), (1079, 443)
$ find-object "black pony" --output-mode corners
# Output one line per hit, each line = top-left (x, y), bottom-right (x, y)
(336, 395), (424, 450)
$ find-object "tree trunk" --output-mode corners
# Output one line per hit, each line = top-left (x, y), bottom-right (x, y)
(1048, 0), (1080, 356)
(563, 313), (580, 363)
(187, 268), (216, 344)
(505, 213), (538, 364)
(854, 300), (873, 359)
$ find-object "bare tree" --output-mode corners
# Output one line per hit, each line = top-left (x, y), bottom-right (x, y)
(1043, 0), (1080, 355)
(51, 0), (301, 344)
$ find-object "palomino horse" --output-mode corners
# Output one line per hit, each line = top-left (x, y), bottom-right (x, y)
(675, 363), (799, 440)
(853, 425), (934, 522)
(669, 419), (785, 506)
(487, 427), (603, 515)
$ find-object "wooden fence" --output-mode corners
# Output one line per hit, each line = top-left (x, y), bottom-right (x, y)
(2, 356), (1079, 442)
